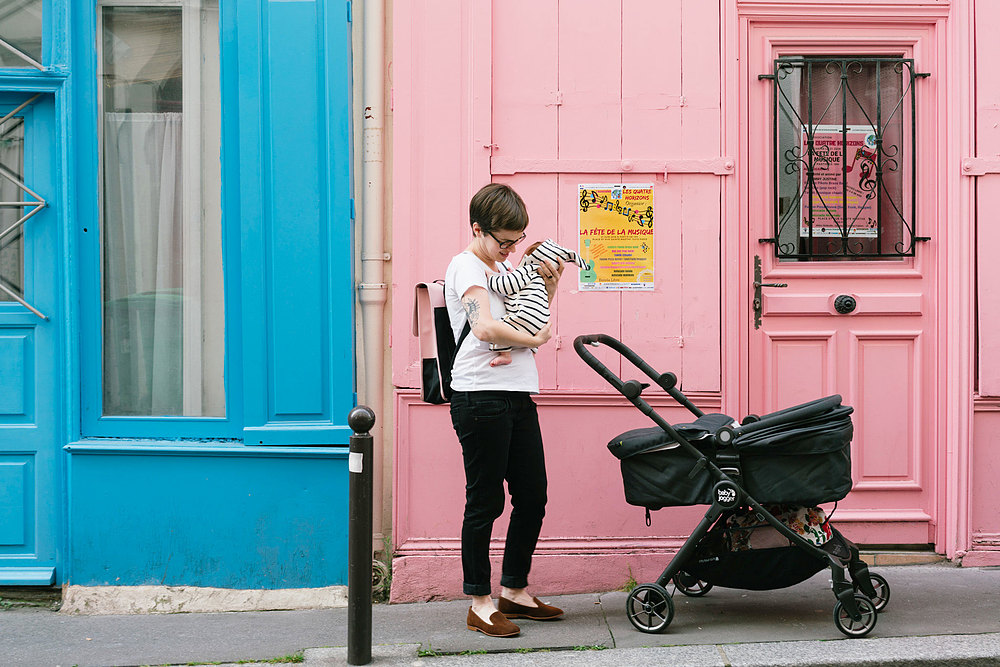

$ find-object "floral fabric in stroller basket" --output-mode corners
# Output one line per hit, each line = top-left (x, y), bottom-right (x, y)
(683, 505), (840, 591)
(607, 399), (854, 509)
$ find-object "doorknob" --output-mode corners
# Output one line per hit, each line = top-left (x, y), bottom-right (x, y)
(834, 295), (857, 314)
(753, 255), (788, 329)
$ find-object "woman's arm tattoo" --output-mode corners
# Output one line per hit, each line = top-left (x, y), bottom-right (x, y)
(462, 297), (480, 327)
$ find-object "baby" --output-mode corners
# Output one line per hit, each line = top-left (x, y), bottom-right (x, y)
(487, 239), (589, 366)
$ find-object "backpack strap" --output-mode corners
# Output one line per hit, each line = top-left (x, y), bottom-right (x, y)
(444, 276), (473, 358)
(453, 321), (472, 361)
(443, 319), (471, 401)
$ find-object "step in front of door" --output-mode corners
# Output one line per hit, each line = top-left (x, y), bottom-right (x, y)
(859, 551), (945, 566)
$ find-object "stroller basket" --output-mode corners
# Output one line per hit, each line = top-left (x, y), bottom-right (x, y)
(609, 401), (853, 508)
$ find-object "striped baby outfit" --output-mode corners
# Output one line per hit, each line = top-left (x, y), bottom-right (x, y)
(487, 239), (589, 351)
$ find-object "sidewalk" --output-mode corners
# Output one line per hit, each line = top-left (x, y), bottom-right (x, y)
(2, 563), (998, 666)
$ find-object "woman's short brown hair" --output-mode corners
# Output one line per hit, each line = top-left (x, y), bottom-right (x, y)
(469, 183), (528, 232)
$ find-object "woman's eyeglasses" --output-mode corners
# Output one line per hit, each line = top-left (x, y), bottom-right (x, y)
(486, 230), (526, 250)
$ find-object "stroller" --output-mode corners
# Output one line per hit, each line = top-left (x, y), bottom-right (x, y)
(574, 334), (890, 638)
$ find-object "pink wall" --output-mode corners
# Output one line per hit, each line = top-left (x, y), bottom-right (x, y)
(976, 0), (1000, 397)
(390, 0), (1000, 601)
(968, 0), (1000, 566)
(391, 0), (726, 602)
(392, 0), (722, 395)
(968, 405), (1000, 565)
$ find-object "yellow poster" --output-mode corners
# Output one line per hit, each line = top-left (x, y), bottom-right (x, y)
(578, 184), (654, 291)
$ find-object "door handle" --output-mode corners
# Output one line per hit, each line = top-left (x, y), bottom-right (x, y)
(753, 255), (788, 329)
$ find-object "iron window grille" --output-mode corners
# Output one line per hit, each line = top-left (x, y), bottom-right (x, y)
(761, 57), (929, 259)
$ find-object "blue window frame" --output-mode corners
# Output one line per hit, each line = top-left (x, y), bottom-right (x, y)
(73, 0), (355, 443)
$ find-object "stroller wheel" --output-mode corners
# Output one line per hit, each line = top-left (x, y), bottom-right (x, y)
(673, 571), (713, 597)
(833, 593), (878, 638)
(626, 583), (674, 633)
(854, 572), (890, 612)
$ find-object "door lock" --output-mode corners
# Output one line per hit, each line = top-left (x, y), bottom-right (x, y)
(753, 255), (788, 329)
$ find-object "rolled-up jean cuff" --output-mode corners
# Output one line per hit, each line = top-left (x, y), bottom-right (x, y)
(500, 574), (528, 589)
(464, 583), (492, 596)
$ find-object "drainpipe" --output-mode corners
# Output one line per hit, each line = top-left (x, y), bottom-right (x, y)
(357, 0), (388, 551)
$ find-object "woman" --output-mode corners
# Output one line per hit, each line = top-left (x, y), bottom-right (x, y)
(445, 183), (566, 637)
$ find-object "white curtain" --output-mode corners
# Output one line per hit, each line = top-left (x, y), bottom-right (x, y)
(102, 112), (183, 416)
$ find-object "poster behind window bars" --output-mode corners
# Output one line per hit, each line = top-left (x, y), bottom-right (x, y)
(801, 125), (879, 238)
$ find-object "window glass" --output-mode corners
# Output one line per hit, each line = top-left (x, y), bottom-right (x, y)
(775, 58), (912, 259)
(0, 116), (24, 300)
(100, 3), (225, 417)
(0, 1), (43, 68)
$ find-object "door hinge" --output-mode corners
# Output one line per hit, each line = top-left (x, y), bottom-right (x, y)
(346, 1), (352, 22)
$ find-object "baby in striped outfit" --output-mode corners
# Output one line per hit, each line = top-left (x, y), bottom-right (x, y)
(488, 239), (590, 367)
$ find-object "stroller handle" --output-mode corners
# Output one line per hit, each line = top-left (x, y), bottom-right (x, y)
(573, 334), (704, 418)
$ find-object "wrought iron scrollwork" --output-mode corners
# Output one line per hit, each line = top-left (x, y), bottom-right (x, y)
(768, 57), (925, 260)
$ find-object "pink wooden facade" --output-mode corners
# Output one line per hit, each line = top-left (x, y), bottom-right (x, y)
(389, 0), (1000, 602)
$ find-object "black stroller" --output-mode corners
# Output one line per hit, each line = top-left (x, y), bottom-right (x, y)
(574, 334), (890, 638)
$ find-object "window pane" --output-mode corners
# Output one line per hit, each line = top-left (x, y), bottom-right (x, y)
(0, 116), (24, 300)
(102, 8), (182, 113)
(0, 0), (43, 68)
(100, 4), (225, 417)
(775, 58), (911, 259)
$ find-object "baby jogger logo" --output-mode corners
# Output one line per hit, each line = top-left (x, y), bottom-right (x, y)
(714, 482), (740, 508)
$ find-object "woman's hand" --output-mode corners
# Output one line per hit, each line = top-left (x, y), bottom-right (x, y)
(538, 258), (565, 302)
(531, 322), (553, 347)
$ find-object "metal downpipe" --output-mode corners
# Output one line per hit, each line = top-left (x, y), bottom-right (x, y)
(358, 0), (388, 550)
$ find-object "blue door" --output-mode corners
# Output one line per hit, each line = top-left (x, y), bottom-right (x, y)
(0, 92), (60, 585)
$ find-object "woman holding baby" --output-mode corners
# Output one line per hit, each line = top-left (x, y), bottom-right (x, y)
(443, 183), (569, 637)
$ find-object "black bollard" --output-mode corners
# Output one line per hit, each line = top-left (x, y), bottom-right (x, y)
(347, 405), (376, 665)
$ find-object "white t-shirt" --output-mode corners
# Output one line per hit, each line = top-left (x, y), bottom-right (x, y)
(445, 251), (539, 393)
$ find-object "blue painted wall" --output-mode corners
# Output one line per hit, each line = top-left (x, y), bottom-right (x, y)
(66, 445), (349, 588)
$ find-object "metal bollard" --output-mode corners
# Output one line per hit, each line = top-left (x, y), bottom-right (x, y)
(347, 406), (376, 665)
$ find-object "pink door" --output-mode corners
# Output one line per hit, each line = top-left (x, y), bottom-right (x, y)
(743, 23), (941, 547)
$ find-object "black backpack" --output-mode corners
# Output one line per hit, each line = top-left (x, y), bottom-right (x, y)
(412, 281), (471, 403)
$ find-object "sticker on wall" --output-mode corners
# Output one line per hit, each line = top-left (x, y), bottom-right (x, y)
(578, 184), (654, 291)
(801, 125), (879, 238)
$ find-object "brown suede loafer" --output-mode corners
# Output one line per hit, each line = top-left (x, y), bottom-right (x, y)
(466, 607), (520, 637)
(497, 595), (564, 620)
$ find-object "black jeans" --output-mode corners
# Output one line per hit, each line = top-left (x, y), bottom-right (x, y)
(450, 391), (547, 596)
